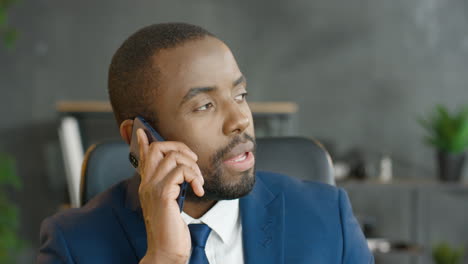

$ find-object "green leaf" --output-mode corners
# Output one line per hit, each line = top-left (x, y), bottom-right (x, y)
(0, 0), (19, 49)
(0, 205), (19, 228)
(3, 27), (17, 49)
(0, 152), (23, 263)
(0, 0), (18, 9)
(0, 154), (20, 189)
(0, 9), (6, 27)
(433, 242), (465, 264)
(419, 104), (468, 153)
(452, 121), (468, 153)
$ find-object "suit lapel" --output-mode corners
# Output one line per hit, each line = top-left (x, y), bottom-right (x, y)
(240, 175), (285, 264)
(112, 172), (286, 263)
(112, 175), (148, 261)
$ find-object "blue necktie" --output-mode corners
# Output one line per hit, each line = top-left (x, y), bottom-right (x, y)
(188, 224), (212, 264)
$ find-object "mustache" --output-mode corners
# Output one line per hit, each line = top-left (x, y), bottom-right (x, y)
(210, 133), (256, 167)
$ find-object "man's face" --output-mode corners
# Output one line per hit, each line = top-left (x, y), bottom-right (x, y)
(149, 36), (256, 201)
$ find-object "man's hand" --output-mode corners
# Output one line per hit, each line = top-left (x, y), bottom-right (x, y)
(136, 128), (205, 264)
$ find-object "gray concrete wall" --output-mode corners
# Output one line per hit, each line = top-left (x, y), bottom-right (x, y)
(2, 0), (468, 262)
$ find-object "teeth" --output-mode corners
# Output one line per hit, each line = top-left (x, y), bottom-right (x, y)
(233, 153), (247, 162)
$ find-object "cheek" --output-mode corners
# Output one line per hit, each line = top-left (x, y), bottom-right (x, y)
(175, 121), (221, 165)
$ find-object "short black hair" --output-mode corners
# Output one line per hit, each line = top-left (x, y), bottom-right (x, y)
(108, 22), (215, 128)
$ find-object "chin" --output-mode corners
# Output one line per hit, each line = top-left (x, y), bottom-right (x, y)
(186, 167), (256, 202)
(225, 166), (255, 180)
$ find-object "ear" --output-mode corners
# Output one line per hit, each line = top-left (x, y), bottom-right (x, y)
(120, 119), (134, 145)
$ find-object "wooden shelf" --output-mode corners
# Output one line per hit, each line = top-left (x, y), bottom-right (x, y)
(338, 178), (468, 188)
(56, 100), (298, 114)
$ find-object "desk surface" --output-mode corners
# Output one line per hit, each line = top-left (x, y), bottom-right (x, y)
(56, 100), (298, 114)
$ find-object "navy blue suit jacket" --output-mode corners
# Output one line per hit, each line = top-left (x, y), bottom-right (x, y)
(38, 171), (374, 263)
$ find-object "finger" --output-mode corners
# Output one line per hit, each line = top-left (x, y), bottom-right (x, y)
(147, 141), (198, 161)
(137, 129), (149, 176)
(163, 165), (205, 198)
(139, 140), (201, 186)
(143, 145), (199, 180)
(141, 143), (166, 184)
(152, 151), (203, 184)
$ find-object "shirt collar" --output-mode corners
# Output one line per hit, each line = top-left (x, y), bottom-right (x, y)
(181, 199), (240, 244)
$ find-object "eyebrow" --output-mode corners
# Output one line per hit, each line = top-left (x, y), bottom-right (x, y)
(233, 75), (246, 87)
(180, 86), (216, 106)
(179, 75), (246, 106)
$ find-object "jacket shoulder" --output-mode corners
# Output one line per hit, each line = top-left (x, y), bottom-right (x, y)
(255, 171), (373, 263)
(41, 178), (129, 238)
(256, 170), (340, 205)
(38, 178), (139, 263)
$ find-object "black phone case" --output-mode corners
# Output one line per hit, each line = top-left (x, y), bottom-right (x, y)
(128, 116), (187, 212)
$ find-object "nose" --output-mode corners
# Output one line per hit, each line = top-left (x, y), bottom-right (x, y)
(222, 102), (250, 136)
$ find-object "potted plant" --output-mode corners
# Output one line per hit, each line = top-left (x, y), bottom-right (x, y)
(433, 242), (464, 264)
(0, 153), (23, 263)
(0, 0), (18, 48)
(419, 105), (468, 182)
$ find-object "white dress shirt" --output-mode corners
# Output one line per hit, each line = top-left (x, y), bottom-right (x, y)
(181, 199), (244, 264)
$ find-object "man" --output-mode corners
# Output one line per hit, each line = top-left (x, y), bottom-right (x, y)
(38, 23), (374, 264)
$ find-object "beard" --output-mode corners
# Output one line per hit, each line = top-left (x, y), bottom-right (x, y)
(185, 133), (256, 202)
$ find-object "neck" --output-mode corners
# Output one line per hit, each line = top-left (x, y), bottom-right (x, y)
(183, 199), (217, 219)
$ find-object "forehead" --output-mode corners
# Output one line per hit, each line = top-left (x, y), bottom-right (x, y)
(152, 36), (242, 99)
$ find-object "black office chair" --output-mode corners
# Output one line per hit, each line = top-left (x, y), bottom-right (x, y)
(80, 137), (335, 205)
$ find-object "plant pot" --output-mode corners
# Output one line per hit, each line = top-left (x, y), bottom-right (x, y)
(437, 151), (466, 182)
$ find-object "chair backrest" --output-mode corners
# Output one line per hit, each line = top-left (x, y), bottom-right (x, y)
(80, 137), (335, 205)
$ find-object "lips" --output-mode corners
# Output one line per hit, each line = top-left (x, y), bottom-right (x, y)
(223, 141), (254, 162)
(222, 141), (255, 172)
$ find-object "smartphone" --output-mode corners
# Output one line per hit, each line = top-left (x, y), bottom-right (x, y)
(129, 116), (188, 212)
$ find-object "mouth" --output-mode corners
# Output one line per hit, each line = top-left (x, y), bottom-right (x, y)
(222, 142), (255, 172)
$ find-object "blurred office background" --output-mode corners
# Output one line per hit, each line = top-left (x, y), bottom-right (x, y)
(1, 0), (468, 263)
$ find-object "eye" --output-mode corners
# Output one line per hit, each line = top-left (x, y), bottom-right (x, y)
(234, 92), (248, 102)
(195, 102), (214, 112)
